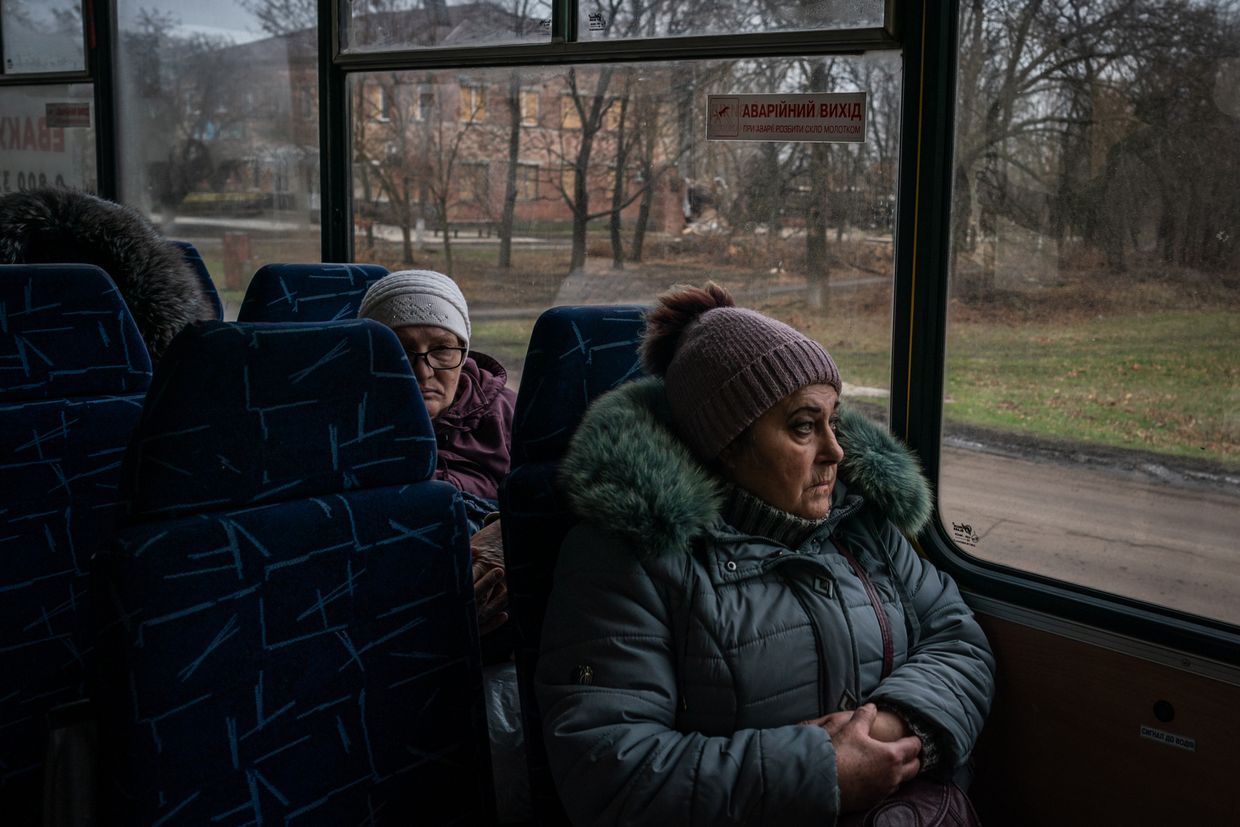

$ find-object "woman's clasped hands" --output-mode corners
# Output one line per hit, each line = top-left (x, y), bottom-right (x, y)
(802, 703), (922, 812)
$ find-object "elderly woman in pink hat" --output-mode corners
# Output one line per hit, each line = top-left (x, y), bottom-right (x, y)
(536, 283), (994, 825)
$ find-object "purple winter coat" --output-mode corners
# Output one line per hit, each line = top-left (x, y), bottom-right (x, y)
(432, 352), (516, 501)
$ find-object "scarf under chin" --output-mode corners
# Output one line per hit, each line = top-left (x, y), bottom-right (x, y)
(720, 483), (832, 549)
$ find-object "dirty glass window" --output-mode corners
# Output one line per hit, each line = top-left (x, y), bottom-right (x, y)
(347, 54), (902, 405)
(114, 0), (322, 319)
(941, 0), (1240, 625)
(578, 0), (888, 41)
(0, 84), (96, 192)
(2, 0), (85, 74)
(344, 0), (553, 52)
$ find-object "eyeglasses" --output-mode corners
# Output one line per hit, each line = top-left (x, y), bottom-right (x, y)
(405, 345), (467, 371)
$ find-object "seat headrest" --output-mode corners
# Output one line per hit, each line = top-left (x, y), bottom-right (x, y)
(123, 319), (435, 521)
(238, 263), (389, 323)
(170, 240), (224, 321)
(511, 305), (646, 465)
(0, 263), (152, 401)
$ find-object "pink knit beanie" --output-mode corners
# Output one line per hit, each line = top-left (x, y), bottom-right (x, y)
(641, 283), (840, 460)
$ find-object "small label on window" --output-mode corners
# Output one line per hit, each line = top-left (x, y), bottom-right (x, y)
(588, 12), (607, 31)
(45, 103), (91, 128)
(950, 521), (979, 548)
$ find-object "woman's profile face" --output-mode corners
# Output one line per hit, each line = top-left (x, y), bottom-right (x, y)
(719, 383), (844, 520)
(394, 324), (465, 420)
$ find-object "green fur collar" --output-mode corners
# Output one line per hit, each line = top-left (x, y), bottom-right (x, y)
(559, 377), (931, 558)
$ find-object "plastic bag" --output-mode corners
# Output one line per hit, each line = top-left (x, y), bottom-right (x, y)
(484, 662), (531, 823)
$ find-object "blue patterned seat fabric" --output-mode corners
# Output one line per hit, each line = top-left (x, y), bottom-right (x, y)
(237, 263), (389, 323)
(499, 305), (645, 826)
(170, 240), (224, 321)
(0, 264), (152, 824)
(94, 319), (493, 825)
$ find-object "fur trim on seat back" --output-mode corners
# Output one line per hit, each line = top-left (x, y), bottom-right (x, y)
(0, 189), (214, 363)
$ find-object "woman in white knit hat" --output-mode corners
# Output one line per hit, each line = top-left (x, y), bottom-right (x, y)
(359, 270), (516, 637)
(359, 269), (516, 499)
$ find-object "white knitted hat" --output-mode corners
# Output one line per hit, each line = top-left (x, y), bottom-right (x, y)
(358, 269), (471, 348)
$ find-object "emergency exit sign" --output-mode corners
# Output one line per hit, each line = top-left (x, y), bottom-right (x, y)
(706, 92), (867, 143)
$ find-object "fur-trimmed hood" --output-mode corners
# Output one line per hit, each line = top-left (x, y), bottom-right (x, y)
(560, 377), (932, 557)
(0, 188), (214, 363)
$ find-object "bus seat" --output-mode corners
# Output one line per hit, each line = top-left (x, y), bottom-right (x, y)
(499, 305), (646, 825)
(92, 319), (494, 825)
(169, 241), (224, 321)
(236, 262), (389, 323)
(0, 264), (151, 825)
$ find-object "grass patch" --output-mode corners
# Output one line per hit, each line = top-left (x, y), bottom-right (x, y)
(471, 317), (539, 384)
(945, 310), (1239, 465)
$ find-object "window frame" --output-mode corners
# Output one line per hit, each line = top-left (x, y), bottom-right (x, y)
(888, 2), (1240, 663)
(0, 0), (112, 194)
(0, 0), (90, 79)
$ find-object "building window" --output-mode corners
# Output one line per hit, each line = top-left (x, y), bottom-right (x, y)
(459, 83), (486, 122)
(560, 94), (581, 129)
(520, 88), (540, 126)
(560, 164), (577, 195)
(416, 87), (434, 121)
(604, 99), (622, 131)
(517, 163), (539, 200)
(459, 160), (491, 204)
(371, 84), (391, 122)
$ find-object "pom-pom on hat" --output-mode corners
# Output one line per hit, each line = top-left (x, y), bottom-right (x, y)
(358, 269), (471, 348)
(641, 282), (841, 460)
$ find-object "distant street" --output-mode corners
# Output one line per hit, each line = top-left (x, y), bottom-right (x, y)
(939, 448), (1240, 625)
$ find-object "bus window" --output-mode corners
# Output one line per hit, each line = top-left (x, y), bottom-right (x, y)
(347, 53), (901, 405)
(577, 0), (888, 41)
(941, 0), (1240, 625)
(114, 0), (324, 309)
(344, 0), (554, 52)
(2, 0), (85, 75)
(0, 84), (95, 193)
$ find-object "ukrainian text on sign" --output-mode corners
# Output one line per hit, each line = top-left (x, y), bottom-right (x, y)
(706, 92), (867, 143)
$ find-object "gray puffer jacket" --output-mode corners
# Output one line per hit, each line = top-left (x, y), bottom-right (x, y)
(536, 378), (995, 826)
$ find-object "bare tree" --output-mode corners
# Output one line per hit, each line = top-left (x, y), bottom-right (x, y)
(533, 65), (618, 274)
(123, 11), (250, 231)
(954, 0), (1240, 290)
(239, 0), (317, 35)
(496, 0), (546, 268)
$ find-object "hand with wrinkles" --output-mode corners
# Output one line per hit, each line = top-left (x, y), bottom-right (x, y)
(802, 704), (922, 812)
(470, 519), (508, 635)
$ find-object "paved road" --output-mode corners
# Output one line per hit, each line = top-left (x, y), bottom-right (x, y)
(939, 448), (1240, 625)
